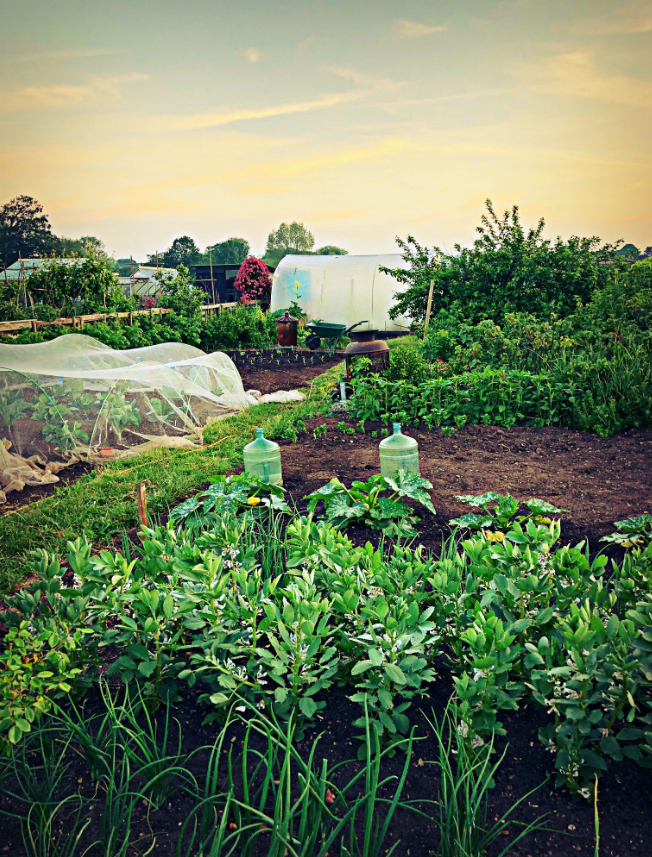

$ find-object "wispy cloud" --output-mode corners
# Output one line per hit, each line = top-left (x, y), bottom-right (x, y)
(0, 74), (149, 111)
(385, 87), (523, 109)
(162, 91), (367, 130)
(265, 139), (411, 178)
(23, 48), (129, 60)
(229, 139), (414, 194)
(1, 84), (93, 110)
(591, 14), (652, 34)
(86, 137), (413, 201)
(394, 19), (446, 38)
(329, 67), (406, 91)
(90, 74), (149, 98)
(514, 51), (652, 109)
(245, 47), (261, 63)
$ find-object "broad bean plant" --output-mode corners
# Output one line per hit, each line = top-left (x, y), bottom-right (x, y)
(1, 500), (651, 801)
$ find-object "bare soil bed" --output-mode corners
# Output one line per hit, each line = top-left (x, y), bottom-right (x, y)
(228, 347), (344, 395)
(278, 417), (652, 558)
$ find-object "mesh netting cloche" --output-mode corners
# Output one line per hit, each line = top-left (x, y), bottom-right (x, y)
(0, 335), (251, 502)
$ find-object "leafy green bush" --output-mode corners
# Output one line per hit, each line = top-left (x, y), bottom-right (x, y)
(200, 305), (277, 351)
(303, 470), (436, 538)
(572, 258), (652, 336)
(350, 367), (568, 431)
(401, 267), (652, 436)
(448, 492), (566, 534)
(0, 305), (277, 352)
(170, 472), (289, 530)
(424, 312), (568, 374)
(350, 349), (652, 436)
(1, 254), (126, 319)
(384, 200), (624, 325)
(388, 336), (431, 383)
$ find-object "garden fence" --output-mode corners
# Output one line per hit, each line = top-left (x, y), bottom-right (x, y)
(0, 302), (239, 335)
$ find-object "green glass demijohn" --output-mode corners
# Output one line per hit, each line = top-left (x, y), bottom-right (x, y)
(379, 422), (419, 478)
(243, 427), (283, 486)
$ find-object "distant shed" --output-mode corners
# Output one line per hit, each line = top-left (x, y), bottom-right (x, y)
(192, 262), (276, 304)
(120, 266), (178, 304)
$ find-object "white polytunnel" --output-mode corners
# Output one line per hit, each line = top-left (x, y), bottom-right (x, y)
(270, 254), (411, 332)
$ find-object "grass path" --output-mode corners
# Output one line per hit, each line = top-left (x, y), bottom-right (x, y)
(0, 364), (342, 592)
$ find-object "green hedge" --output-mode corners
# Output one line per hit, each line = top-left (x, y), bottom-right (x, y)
(1, 305), (278, 352)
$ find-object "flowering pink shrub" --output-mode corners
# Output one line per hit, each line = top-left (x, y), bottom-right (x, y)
(142, 296), (157, 310)
(234, 258), (272, 309)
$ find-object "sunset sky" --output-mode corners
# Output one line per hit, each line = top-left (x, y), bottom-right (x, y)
(1, 0), (651, 259)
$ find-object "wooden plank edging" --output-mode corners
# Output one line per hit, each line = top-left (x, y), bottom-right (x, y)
(0, 302), (242, 334)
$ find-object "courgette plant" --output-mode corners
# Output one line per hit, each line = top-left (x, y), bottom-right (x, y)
(449, 492), (566, 538)
(303, 470), (435, 538)
(170, 472), (289, 531)
(601, 515), (652, 549)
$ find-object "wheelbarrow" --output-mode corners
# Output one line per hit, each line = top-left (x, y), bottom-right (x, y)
(304, 320), (368, 353)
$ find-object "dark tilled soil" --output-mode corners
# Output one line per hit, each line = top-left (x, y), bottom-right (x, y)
(278, 418), (652, 558)
(0, 674), (650, 857)
(234, 349), (343, 395)
(0, 460), (93, 515)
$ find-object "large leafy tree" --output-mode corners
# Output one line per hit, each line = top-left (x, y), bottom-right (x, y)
(205, 237), (250, 265)
(265, 222), (314, 257)
(384, 200), (624, 324)
(148, 236), (201, 269)
(0, 196), (54, 267)
(55, 235), (106, 257)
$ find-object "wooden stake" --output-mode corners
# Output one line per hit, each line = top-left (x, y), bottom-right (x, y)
(423, 279), (435, 336)
(156, 252), (162, 303)
(19, 254), (27, 311)
(209, 249), (216, 305)
(137, 483), (148, 529)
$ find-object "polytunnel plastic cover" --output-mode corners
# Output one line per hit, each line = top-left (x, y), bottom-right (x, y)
(270, 253), (411, 332)
(0, 335), (250, 502)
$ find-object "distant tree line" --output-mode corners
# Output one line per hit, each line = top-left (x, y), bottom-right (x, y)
(146, 236), (252, 269)
(0, 196), (349, 275)
(0, 196), (108, 268)
(615, 243), (652, 261)
(148, 222), (348, 270)
(262, 221), (347, 267)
